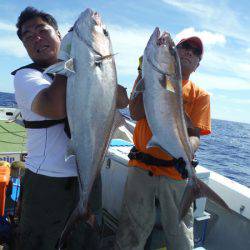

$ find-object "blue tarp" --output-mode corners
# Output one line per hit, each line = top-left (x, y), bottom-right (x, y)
(110, 139), (133, 147)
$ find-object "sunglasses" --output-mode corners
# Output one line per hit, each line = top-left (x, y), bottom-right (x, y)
(178, 42), (202, 57)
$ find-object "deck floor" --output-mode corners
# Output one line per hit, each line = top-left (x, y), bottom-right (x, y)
(0, 121), (26, 153)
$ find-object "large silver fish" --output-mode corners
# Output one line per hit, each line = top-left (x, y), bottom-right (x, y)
(134, 27), (230, 221)
(45, 8), (118, 248)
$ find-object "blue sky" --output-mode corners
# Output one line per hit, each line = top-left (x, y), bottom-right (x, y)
(0, 0), (250, 123)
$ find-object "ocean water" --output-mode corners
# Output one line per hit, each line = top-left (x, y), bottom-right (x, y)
(197, 119), (250, 187)
(1, 92), (250, 187)
(0, 92), (17, 107)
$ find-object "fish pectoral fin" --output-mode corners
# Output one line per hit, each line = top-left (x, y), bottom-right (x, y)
(165, 78), (175, 92)
(101, 53), (118, 60)
(178, 180), (195, 222)
(44, 58), (75, 77)
(65, 58), (75, 73)
(130, 78), (145, 100)
(161, 75), (175, 93)
(147, 136), (159, 149)
(96, 53), (118, 62)
(159, 75), (175, 93)
(94, 53), (117, 67)
(147, 137), (173, 157)
(65, 140), (75, 161)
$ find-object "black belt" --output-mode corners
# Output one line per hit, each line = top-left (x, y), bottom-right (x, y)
(23, 119), (65, 128)
(128, 146), (198, 179)
(23, 118), (71, 138)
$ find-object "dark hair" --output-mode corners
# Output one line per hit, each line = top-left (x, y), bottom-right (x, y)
(16, 7), (58, 40)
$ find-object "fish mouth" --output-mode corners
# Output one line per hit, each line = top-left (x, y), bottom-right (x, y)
(92, 11), (102, 26)
(84, 8), (102, 26)
(152, 27), (171, 46)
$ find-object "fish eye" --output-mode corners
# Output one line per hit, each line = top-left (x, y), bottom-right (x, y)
(95, 61), (102, 67)
(103, 29), (109, 36)
(94, 55), (103, 68)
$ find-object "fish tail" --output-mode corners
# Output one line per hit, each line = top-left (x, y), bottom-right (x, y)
(178, 179), (195, 221)
(56, 202), (91, 250)
(179, 177), (231, 221)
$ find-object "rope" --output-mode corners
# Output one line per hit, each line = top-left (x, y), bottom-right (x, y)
(0, 123), (25, 138)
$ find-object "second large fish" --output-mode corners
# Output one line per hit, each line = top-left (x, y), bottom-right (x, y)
(134, 27), (230, 221)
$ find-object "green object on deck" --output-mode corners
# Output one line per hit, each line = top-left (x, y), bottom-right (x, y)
(0, 121), (26, 152)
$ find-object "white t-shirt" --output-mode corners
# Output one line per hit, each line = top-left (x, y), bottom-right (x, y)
(14, 68), (77, 177)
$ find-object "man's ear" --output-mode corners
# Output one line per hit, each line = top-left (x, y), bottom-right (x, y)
(194, 62), (200, 72)
(57, 30), (61, 40)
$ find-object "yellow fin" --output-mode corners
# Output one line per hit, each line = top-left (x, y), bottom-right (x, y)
(166, 79), (175, 93)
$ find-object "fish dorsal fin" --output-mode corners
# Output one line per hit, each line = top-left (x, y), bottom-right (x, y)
(65, 139), (75, 161)
(147, 136), (174, 157)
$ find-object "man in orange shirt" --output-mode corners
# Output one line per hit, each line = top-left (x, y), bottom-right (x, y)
(115, 37), (211, 250)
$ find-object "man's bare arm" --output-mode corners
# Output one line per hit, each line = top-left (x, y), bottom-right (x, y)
(116, 84), (129, 109)
(31, 75), (67, 119)
(129, 74), (146, 121)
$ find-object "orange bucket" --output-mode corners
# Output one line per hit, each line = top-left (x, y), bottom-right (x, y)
(0, 161), (11, 216)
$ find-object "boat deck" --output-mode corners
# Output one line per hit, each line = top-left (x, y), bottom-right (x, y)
(0, 121), (26, 153)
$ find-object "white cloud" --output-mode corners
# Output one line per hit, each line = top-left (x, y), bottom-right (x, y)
(175, 27), (226, 46)
(0, 36), (27, 58)
(173, 27), (249, 88)
(230, 98), (250, 105)
(162, 0), (213, 17)
(237, 63), (250, 74)
(162, 0), (248, 42)
(0, 19), (26, 58)
(0, 21), (16, 32)
(210, 93), (226, 100)
(191, 72), (250, 90)
(107, 24), (250, 93)
(59, 23), (74, 37)
(199, 47), (250, 81)
(209, 93), (250, 123)
(108, 24), (151, 77)
(210, 93), (250, 104)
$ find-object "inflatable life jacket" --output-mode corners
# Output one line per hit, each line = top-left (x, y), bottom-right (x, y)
(0, 161), (11, 216)
(11, 63), (71, 138)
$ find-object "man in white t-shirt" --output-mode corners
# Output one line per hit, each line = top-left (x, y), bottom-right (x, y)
(13, 7), (128, 250)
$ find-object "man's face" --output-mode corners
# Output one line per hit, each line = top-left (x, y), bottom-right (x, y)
(177, 41), (201, 76)
(21, 17), (60, 66)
